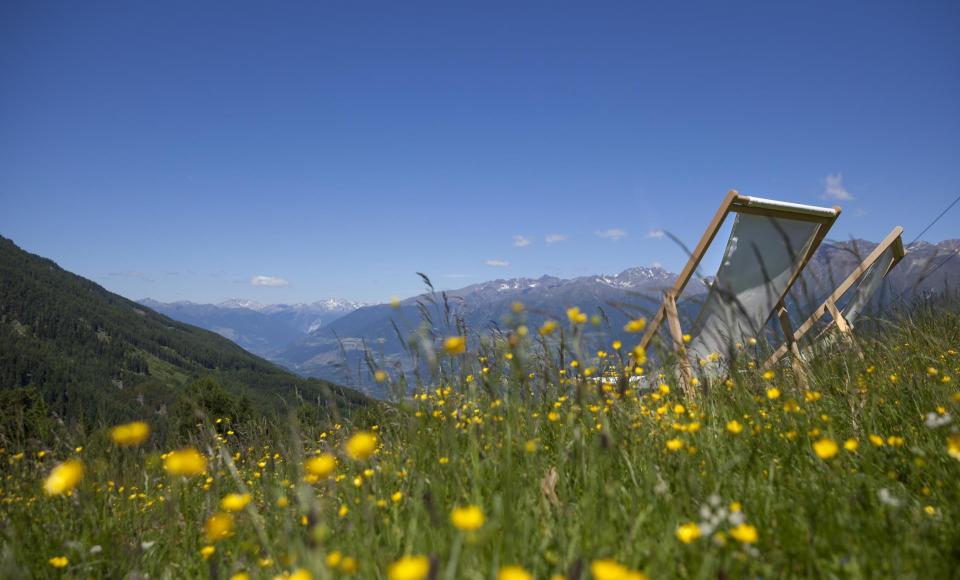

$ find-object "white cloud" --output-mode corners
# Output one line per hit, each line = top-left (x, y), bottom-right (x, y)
(822, 173), (854, 201)
(513, 235), (531, 248)
(595, 228), (627, 241)
(545, 234), (567, 244)
(651, 261), (663, 268)
(250, 275), (289, 287)
(647, 229), (665, 239)
(484, 259), (509, 267)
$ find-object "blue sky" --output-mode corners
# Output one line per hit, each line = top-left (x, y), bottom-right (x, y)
(2, 1), (958, 304)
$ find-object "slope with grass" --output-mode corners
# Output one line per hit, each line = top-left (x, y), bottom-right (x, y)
(1, 294), (958, 578)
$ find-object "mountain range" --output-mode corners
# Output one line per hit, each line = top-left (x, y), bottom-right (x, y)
(138, 237), (959, 399)
(138, 297), (367, 357)
(0, 235), (368, 431)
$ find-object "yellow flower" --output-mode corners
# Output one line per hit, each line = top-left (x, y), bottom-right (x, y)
(591, 560), (629, 580)
(290, 569), (312, 580)
(675, 522), (701, 544)
(665, 438), (684, 452)
(498, 565), (533, 580)
(48, 556), (69, 568)
(762, 370), (775, 381)
(948, 433), (960, 460)
(200, 545), (216, 559)
(391, 491), (404, 503)
(539, 320), (557, 336)
(843, 439), (859, 452)
(109, 421), (150, 447)
(374, 370), (388, 382)
(345, 432), (378, 460)
(682, 334), (691, 344)
(220, 492), (252, 512)
(729, 523), (758, 544)
(340, 557), (358, 574)
(326, 551), (343, 568)
(205, 512), (234, 542)
(306, 453), (338, 478)
(44, 459), (83, 495)
(632, 346), (647, 365)
(566, 306), (588, 324)
(443, 335), (466, 355)
(164, 448), (206, 476)
(450, 505), (485, 531)
(812, 438), (839, 460)
(726, 420), (743, 434)
(766, 387), (781, 400)
(869, 434), (885, 447)
(388, 555), (430, 580)
(623, 318), (647, 333)
(230, 573), (250, 580)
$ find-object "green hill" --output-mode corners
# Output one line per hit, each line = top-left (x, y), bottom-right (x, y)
(0, 235), (367, 432)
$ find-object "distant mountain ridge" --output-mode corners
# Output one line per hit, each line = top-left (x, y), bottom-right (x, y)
(138, 237), (959, 399)
(270, 265), (706, 395)
(138, 297), (368, 357)
(270, 238), (958, 397)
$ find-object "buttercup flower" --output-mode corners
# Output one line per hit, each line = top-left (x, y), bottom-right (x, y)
(44, 459), (83, 496)
(498, 565), (533, 580)
(345, 432), (378, 460)
(110, 421), (150, 447)
(676, 522), (701, 543)
(443, 336), (466, 355)
(205, 512), (234, 542)
(306, 453), (338, 478)
(164, 448), (206, 476)
(388, 555), (430, 580)
(450, 505), (485, 531)
(221, 492), (252, 512)
(813, 438), (839, 460)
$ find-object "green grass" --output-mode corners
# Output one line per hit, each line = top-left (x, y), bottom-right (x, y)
(1, 298), (959, 579)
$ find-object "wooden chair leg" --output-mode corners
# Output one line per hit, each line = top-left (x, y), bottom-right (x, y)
(825, 299), (863, 360)
(664, 292), (696, 398)
(777, 301), (810, 388)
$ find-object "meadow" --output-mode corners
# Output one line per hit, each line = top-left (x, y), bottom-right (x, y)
(1, 297), (959, 579)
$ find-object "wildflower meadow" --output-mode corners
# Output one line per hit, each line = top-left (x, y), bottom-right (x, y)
(2, 297), (959, 579)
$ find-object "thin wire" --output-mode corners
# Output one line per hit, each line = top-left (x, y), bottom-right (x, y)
(908, 193), (960, 245)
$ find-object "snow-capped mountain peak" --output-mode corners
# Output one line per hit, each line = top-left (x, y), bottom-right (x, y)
(218, 299), (266, 311)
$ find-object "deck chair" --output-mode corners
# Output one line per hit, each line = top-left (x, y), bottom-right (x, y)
(763, 226), (906, 369)
(636, 190), (841, 396)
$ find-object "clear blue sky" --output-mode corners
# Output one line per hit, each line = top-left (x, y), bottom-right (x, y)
(2, 1), (958, 304)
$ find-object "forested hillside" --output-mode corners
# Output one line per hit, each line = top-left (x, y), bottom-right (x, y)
(0, 236), (367, 436)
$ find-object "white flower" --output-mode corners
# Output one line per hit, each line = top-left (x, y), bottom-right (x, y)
(878, 488), (902, 508)
(90, 545), (102, 554)
(924, 412), (952, 428)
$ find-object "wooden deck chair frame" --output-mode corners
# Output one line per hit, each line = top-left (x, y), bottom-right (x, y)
(636, 190), (841, 397)
(763, 226), (906, 370)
